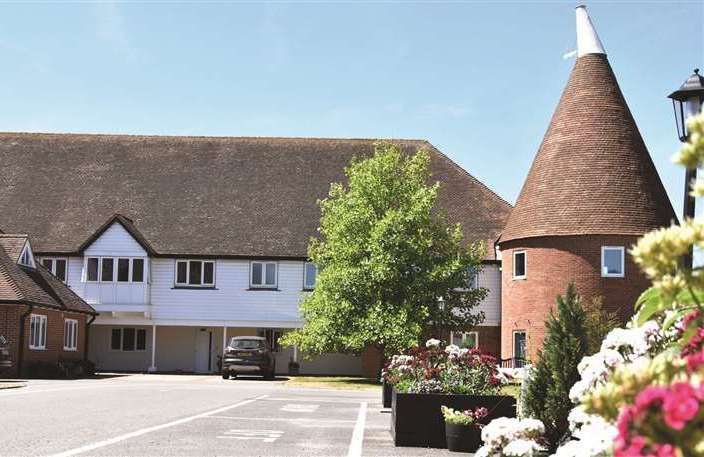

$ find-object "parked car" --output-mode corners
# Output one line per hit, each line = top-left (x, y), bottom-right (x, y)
(221, 336), (275, 380)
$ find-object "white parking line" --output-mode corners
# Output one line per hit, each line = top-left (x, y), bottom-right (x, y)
(347, 402), (367, 457)
(48, 395), (268, 457)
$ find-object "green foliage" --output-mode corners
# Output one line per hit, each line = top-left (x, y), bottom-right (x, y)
(522, 283), (589, 450)
(281, 143), (487, 357)
(583, 296), (621, 354)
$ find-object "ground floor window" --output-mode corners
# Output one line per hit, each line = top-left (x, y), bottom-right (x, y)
(111, 328), (147, 351)
(63, 319), (78, 351)
(29, 314), (47, 350)
(513, 330), (527, 361)
(450, 331), (479, 349)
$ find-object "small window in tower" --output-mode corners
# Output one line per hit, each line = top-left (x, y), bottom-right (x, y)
(601, 246), (624, 278)
(513, 250), (526, 279)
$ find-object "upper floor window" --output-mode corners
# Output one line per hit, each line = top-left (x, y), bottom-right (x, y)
(42, 258), (68, 282)
(175, 260), (215, 287)
(86, 257), (146, 283)
(513, 250), (526, 279)
(601, 246), (625, 278)
(63, 319), (78, 351)
(29, 314), (47, 350)
(304, 262), (317, 290)
(251, 261), (277, 288)
(18, 244), (35, 268)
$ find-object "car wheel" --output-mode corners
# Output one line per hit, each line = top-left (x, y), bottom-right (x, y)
(265, 367), (275, 380)
(222, 371), (230, 380)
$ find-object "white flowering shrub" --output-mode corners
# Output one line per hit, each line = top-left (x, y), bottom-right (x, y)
(475, 417), (546, 457)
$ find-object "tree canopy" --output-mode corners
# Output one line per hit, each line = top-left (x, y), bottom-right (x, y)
(281, 142), (487, 357)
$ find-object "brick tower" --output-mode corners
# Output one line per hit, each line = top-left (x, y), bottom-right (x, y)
(497, 6), (676, 362)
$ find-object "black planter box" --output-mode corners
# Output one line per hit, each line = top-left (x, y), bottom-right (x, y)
(382, 382), (393, 408)
(445, 422), (482, 453)
(391, 390), (516, 448)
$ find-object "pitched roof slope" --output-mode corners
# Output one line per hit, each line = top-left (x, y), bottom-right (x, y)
(0, 234), (27, 262)
(0, 134), (511, 259)
(0, 236), (95, 314)
(499, 54), (676, 244)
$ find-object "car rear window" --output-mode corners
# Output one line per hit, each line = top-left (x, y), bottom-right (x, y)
(229, 339), (265, 350)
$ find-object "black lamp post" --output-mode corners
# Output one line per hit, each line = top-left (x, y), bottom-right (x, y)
(668, 69), (704, 269)
(668, 69), (704, 221)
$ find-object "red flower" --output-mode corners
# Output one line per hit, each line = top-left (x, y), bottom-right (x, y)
(662, 382), (700, 430)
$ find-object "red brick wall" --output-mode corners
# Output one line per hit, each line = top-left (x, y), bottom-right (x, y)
(1, 305), (89, 377)
(500, 235), (649, 361)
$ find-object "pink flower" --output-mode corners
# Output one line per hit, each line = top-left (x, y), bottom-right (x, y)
(634, 386), (666, 410)
(662, 383), (700, 430)
(615, 435), (647, 456)
(654, 444), (677, 457)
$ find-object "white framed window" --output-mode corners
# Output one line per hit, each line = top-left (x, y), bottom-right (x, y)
(601, 246), (625, 278)
(63, 319), (78, 351)
(110, 328), (147, 351)
(29, 314), (47, 350)
(42, 257), (68, 282)
(513, 250), (526, 279)
(85, 257), (146, 283)
(450, 331), (479, 349)
(250, 261), (277, 288)
(467, 266), (478, 289)
(175, 260), (215, 287)
(303, 262), (317, 290)
(18, 243), (36, 268)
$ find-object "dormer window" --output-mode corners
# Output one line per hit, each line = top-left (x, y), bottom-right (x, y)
(18, 243), (36, 268)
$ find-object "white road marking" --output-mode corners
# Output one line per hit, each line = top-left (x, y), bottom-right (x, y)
(48, 395), (268, 457)
(347, 402), (367, 457)
(216, 429), (283, 443)
(265, 396), (367, 404)
(205, 415), (355, 424)
(0, 384), (114, 398)
(280, 403), (319, 412)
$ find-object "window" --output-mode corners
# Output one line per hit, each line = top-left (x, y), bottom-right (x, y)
(42, 258), (68, 282)
(110, 328), (147, 351)
(513, 331), (527, 361)
(87, 258), (99, 282)
(250, 261), (277, 288)
(513, 250), (526, 279)
(86, 257), (146, 283)
(175, 260), (215, 287)
(18, 244), (35, 268)
(304, 262), (317, 289)
(29, 314), (47, 350)
(63, 319), (78, 351)
(601, 246), (625, 278)
(467, 267), (478, 289)
(451, 331), (479, 349)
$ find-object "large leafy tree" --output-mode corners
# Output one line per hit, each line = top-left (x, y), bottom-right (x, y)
(281, 142), (487, 359)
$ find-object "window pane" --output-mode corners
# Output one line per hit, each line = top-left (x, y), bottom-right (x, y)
(203, 262), (214, 285)
(188, 261), (202, 285)
(265, 263), (276, 286)
(465, 333), (478, 349)
(30, 317), (36, 347)
(101, 258), (114, 282)
(87, 258), (99, 281)
(252, 263), (262, 285)
(603, 249), (623, 275)
(176, 261), (187, 284)
(111, 329), (121, 350)
(514, 332), (526, 359)
(40, 317), (46, 347)
(42, 259), (53, 271)
(305, 263), (316, 288)
(467, 267), (478, 289)
(122, 328), (135, 351)
(117, 259), (130, 282)
(132, 259), (144, 282)
(55, 259), (67, 282)
(514, 252), (526, 277)
(64, 321), (69, 348)
(136, 329), (146, 351)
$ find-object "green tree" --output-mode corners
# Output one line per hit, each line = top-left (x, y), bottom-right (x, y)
(583, 296), (621, 354)
(281, 142), (487, 363)
(522, 283), (588, 450)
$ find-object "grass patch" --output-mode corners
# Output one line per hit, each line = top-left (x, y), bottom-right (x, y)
(285, 376), (381, 391)
(500, 383), (520, 399)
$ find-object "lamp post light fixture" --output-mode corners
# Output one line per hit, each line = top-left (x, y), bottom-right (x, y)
(668, 68), (704, 221)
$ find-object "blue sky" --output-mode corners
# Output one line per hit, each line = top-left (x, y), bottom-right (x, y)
(1, 1), (702, 209)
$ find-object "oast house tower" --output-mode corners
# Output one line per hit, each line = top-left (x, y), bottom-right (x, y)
(497, 6), (676, 362)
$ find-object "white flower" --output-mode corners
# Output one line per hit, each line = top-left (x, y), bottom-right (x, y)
(517, 418), (545, 436)
(504, 439), (543, 456)
(569, 380), (590, 403)
(474, 445), (490, 457)
(444, 344), (460, 354)
(425, 338), (441, 348)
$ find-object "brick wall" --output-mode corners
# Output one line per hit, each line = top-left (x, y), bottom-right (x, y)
(0, 304), (90, 377)
(499, 234), (649, 361)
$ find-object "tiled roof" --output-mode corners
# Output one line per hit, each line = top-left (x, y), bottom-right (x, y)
(0, 234), (28, 262)
(0, 134), (511, 260)
(499, 54), (676, 244)
(0, 236), (95, 314)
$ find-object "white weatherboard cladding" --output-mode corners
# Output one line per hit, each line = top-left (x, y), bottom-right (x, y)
(150, 259), (303, 324)
(476, 264), (501, 326)
(84, 223), (147, 257)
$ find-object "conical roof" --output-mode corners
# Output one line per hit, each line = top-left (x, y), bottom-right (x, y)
(499, 10), (676, 244)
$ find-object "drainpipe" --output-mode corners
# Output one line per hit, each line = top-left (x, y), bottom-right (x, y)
(84, 314), (97, 362)
(17, 304), (33, 377)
